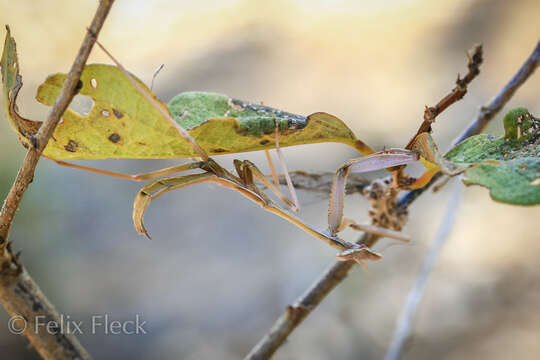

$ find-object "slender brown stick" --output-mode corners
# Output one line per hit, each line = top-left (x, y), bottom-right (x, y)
(405, 44), (483, 149)
(267, 171), (370, 195)
(265, 150), (280, 186)
(457, 40), (540, 140)
(245, 39), (540, 360)
(0, 1), (115, 359)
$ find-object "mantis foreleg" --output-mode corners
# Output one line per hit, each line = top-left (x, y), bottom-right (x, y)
(328, 149), (420, 235)
(133, 172), (217, 237)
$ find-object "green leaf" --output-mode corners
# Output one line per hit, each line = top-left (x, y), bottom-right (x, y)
(35, 64), (194, 160)
(445, 109), (540, 205)
(32, 64), (374, 160)
(168, 91), (375, 156)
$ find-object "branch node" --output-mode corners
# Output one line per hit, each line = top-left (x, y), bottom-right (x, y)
(86, 26), (97, 39)
(29, 136), (38, 149)
(405, 44), (483, 149)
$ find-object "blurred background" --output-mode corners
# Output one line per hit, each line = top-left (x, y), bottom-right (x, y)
(1, 0), (539, 359)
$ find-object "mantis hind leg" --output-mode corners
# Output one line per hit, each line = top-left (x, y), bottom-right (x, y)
(328, 150), (419, 235)
(271, 121), (300, 212)
(234, 159), (297, 210)
(264, 150), (280, 186)
(44, 155), (205, 181)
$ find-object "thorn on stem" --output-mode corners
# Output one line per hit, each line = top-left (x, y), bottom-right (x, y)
(29, 136), (38, 149)
(86, 27), (97, 39)
(75, 80), (83, 92)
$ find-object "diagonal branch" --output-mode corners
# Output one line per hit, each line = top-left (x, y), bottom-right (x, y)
(405, 44), (483, 149)
(244, 39), (540, 360)
(0, 1), (115, 359)
(244, 233), (378, 360)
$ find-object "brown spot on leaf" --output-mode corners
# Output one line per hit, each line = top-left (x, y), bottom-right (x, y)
(64, 140), (78, 152)
(108, 133), (121, 143)
(137, 142), (146, 146)
(260, 139), (270, 145)
(112, 108), (124, 119)
(211, 148), (227, 153)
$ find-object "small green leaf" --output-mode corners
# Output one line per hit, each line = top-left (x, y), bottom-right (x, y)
(445, 109), (539, 205)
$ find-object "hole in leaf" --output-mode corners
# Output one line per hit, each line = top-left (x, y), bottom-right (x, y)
(69, 94), (94, 117)
(101, 110), (111, 117)
(90, 78), (98, 88)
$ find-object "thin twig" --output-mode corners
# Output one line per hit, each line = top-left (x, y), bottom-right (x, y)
(266, 171), (370, 195)
(244, 40), (540, 360)
(457, 40), (540, 141)
(385, 184), (462, 360)
(405, 44), (483, 149)
(0, 1), (115, 359)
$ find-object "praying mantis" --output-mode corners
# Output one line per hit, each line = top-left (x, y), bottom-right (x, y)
(2, 27), (458, 264)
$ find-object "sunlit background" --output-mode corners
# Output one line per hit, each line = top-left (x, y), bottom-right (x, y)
(1, 0), (539, 359)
